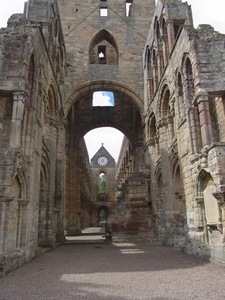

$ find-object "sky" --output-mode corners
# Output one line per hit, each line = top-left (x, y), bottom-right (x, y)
(0, 0), (224, 161)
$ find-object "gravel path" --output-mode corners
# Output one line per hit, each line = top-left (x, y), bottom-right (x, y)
(0, 242), (224, 300)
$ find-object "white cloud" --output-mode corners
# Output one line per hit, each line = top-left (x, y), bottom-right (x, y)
(0, 1), (25, 28)
(92, 91), (113, 107)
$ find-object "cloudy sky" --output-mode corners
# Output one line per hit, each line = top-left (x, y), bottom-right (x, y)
(0, 0), (224, 161)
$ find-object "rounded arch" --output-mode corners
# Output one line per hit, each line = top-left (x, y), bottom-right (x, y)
(148, 112), (157, 142)
(160, 84), (170, 119)
(80, 123), (130, 144)
(64, 80), (144, 117)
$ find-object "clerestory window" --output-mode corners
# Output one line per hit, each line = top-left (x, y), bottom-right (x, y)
(98, 46), (106, 64)
(126, 0), (133, 17)
(100, 1), (108, 17)
(99, 172), (106, 193)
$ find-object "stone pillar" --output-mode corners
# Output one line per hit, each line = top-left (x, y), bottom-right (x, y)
(213, 192), (225, 243)
(188, 106), (199, 154)
(0, 195), (14, 253)
(10, 92), (27, 147)
(167, 114), (174, 141)
(54, 126), (66, 242)
(16, 199), (29, 248)
(153, 65), (158, 92)
(195, 197), (208, 243)
(154, 135), (159, 158)
(132, 145), (145, 173)
(196, 91), (213, 147)
(157, 54), (163, 79)
(147, 78), (154, 103)
(162, 35), (168, 66)
(166, 21), (175, 53)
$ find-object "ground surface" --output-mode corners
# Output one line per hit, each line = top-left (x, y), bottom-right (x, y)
(0, 241), (225, 300)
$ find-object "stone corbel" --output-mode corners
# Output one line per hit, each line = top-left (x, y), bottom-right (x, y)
(0, 195), (15, 203)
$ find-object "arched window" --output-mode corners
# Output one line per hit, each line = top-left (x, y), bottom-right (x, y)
(89, 29), (118, 65)
(99, 172), (106, 193)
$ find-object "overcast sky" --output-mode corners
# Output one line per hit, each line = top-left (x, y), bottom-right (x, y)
(0, 0), (224, 161)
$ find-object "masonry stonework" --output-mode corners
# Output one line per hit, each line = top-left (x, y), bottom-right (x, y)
(0, 0), (225, 275)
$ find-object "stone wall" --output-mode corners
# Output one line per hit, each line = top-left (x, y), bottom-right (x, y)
(142, 0), (225, 263)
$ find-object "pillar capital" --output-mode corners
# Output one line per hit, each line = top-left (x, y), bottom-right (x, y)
(194, 90), (208, 104)
(13, 91), (27, 103)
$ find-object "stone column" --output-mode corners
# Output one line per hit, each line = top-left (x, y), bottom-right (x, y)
(188, 106), (199, 154)
(213, 192), (225, 242)
(157, 54), (163, 79)
(0, 195), (14, 253)
(166, 21), (175, 53)
(167, 114), (174, 142)
(16, 199), (29, 248)
(196, 91), (213, 147)
(153, 65), (158, 92)
(10, 92), (27, 147)
(147, 78), (153, 103)
(162, 35), (168, 66)
(195, 197), (208, 243)
(154, 135), (159, 158)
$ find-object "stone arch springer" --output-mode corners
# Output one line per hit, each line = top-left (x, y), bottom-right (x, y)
(64, 80), (144, 117)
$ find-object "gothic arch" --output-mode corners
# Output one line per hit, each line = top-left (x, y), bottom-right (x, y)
(13, 169), (28, 200)
(89, 29), (119, 65)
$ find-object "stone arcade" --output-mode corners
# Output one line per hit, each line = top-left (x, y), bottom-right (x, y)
(0, 0), (225, 275)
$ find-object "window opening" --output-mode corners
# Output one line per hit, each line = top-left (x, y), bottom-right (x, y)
(98, 45), (106, 64)
(99, 173), (106, 193)
(92, 91), (115, 106)
(126, 0), (133, 17)
(100, 6), (108, 16)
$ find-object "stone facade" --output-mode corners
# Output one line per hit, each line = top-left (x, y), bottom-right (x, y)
(0, 0), (225, 275)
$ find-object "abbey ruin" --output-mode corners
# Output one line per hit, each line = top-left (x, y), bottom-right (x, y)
(0, 0), (225, 275)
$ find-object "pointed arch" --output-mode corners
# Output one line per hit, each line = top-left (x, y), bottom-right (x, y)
(89, 29), (119, 65)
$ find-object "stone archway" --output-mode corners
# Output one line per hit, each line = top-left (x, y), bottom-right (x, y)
(63, 80), (150, 240)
